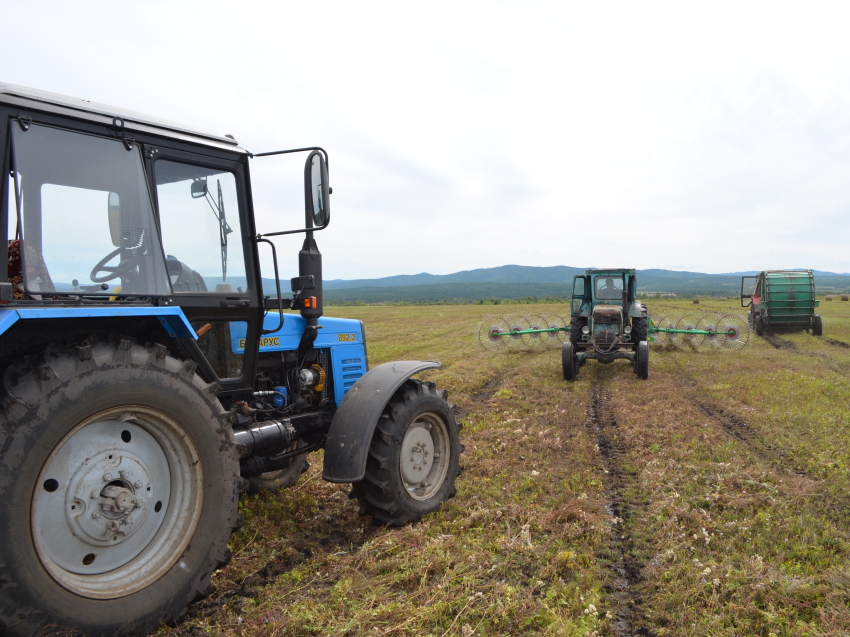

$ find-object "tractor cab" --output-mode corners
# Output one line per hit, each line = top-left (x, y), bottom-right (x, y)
(563, 268), (649, 380)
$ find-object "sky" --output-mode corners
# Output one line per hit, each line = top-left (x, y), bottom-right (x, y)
(4, 1), (850, 279)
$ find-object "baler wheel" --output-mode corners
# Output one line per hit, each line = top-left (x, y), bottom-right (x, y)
(755, 314), (765, 337)
(813, 315), (823, 336)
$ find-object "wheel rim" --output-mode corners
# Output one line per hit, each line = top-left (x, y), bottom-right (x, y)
(32, 406), (204, 599)
(399, 411), (451, 501)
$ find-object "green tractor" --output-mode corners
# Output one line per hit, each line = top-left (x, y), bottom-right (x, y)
(562, 268), (649, 380)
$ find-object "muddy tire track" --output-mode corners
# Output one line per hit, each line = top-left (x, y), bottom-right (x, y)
(587, 382), (654, 637)
(763, 334), (797, 350)
(824, 338), (850, 350)
(693, 400), (806, 476)
(456, 368), (512, 418)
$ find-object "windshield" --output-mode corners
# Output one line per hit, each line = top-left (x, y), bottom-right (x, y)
(594, 275), (624, 300)
(9, 123), (170, 296)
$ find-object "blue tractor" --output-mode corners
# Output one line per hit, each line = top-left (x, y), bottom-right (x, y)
(0, 84), (462, 636)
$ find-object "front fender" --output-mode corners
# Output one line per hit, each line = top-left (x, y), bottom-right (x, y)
(322, 360), (441, 483)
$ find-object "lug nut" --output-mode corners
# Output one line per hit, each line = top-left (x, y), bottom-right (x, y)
(133, 480), (142, 489)
(119, 470), (130, 480)
(102, 472), (113, 482)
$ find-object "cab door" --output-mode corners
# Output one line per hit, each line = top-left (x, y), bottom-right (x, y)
(149, 147), (262, 391)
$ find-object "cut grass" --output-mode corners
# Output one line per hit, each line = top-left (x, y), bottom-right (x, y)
(160, 300), (850, 636)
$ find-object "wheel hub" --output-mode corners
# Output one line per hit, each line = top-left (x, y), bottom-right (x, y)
(34, 417), (170, 576)
(401, 424), (434, 484)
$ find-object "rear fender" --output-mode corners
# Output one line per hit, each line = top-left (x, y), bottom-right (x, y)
(322, 360), (441, 483)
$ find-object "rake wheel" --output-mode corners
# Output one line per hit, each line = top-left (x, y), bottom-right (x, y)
(697, 314), (721, 349)
(505, 316), (531, 351)
(677, 315), (705, 348)
(477, 317), (511, 351)
(717, 315), (750, 350)
(543, 315), (568, 348)
(523, 315), (548, 350)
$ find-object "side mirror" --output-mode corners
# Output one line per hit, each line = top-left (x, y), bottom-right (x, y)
(191, 179), (208, 198)
(304, 151), (330, 228)
(108, 192), (121, 247)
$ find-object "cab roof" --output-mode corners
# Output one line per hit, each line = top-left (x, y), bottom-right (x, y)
(586, 268), (636, 275)
(0, 82), (246, 153)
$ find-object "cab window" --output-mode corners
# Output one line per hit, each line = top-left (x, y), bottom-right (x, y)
(594, 275), (624, 300)
(155, 160), (247, 293)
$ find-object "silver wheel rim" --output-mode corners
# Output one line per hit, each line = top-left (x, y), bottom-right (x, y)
(32, 406), (204, 599)
(399, 412), (450, 501)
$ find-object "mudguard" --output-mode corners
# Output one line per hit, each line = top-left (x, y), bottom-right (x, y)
(322, 360), (441, 483)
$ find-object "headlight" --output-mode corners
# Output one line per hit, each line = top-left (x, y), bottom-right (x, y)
(581, 325), (590, 334)
(624, 326), (632, 334)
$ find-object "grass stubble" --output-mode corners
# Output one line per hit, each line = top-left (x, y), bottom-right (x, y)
(159, 301), (850, 636)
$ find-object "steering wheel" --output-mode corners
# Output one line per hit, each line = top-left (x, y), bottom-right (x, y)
(90, 247), (142, 283)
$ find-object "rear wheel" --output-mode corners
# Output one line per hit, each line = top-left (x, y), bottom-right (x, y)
(813, 315), (823, 336)
(755, 314), (765, 336)
(247, 441), (311, 493)
(570, 317), (586, 345)
(0, 338), (244, 637)
(562, 341), (578, 381)
(635, 341), (649, 379)
(351, 380), (461, 526)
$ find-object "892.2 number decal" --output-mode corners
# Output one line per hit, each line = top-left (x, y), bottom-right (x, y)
(338, 333), (358, 342)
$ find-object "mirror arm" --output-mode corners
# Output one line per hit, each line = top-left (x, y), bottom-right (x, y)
(257, 237), (285, 334)
(250, 146), (328, 170)
(256, 218), (329, 240)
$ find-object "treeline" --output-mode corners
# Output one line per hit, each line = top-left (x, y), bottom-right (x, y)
(320, 276), (850, 306)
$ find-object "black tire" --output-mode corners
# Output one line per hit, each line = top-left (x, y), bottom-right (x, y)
(755, 314), (765, 336)
(0, 338), (244, 637)
(351, 380), (461, 526)
(813, 315), (823, 336)
(635, 340), (649, 379)
(570, 317), (587, 345)
(631, 317), (648, 347)
(247, 440), (310, 493)
(562, 341), (578, 381)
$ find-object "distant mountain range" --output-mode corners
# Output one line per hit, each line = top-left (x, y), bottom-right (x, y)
(238, 264), (850, 304)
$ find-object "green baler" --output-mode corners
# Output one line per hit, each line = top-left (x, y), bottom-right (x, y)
(741, 270), (822, 336)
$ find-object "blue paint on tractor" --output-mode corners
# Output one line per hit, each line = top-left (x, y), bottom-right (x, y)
(230, 313), (367, 407)
(0, 307), (198, 339)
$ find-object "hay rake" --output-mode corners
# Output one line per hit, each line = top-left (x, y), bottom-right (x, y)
(477, 312), (750, 352)
(647, 312), (750, 350)
(478, 314), (568, 351)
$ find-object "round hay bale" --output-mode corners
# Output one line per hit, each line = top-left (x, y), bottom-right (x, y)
(842, 295), (850, 301)
(692, 299), (700, 304)
(825, 296), (833, 301)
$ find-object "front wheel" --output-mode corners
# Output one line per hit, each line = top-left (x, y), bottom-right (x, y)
(813, 315), (823, 336)
(635, 340), (649, 379)
(562, 341), (578, 381)
(0, 338), (243, 637)
(351, 380), (461, 526)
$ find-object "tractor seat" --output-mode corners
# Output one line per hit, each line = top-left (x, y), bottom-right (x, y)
(166, 257), (208, 292)
(8, 240), (56, 300)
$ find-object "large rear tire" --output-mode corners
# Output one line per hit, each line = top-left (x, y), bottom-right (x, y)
(0, 338), (244, 637)
(570, 317), (586, 346)
(351, 380), (461, 526)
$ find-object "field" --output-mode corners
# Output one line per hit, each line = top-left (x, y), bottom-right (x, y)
(163, 299), (850, 637)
